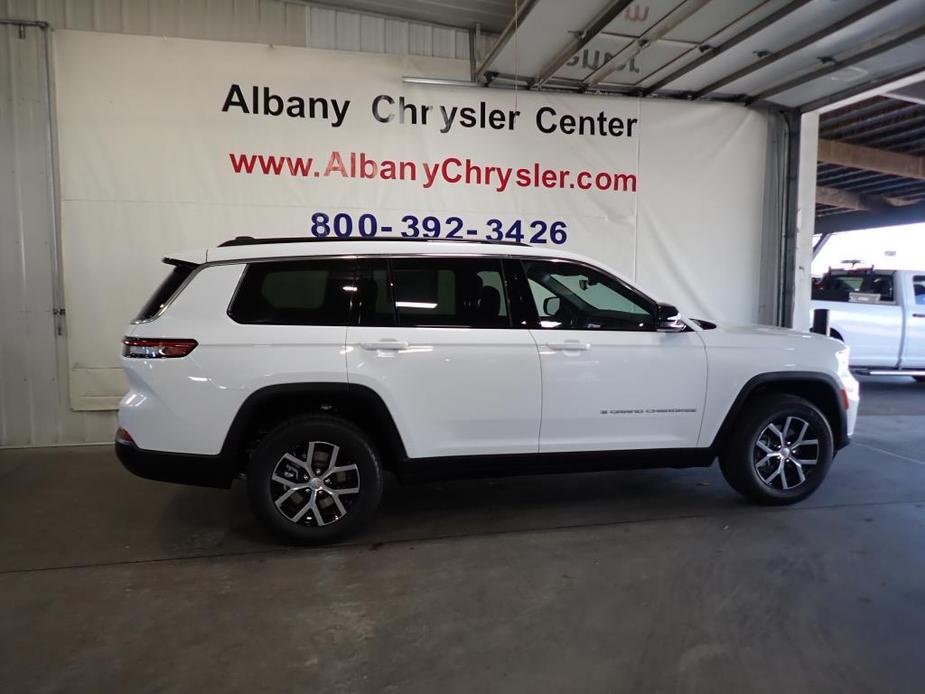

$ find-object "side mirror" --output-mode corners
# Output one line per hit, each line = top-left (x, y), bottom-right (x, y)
(543, 296), (560, 316)
(657, 303), (685, 332)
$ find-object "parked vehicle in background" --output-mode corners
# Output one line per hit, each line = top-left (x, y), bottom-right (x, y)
(116, 238), (859, 544)
(811, 268), (925, 381)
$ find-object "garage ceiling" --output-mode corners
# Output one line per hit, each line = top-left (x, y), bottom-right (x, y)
(319, 1), (925, 230)
(815, 90), (925, 233)
(333, 0), (925, 111)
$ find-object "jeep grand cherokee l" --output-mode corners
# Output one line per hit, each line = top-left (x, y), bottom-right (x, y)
(116, 237), (860, 544)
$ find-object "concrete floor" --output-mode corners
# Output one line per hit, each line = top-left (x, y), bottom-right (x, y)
(2, 377), (925, 693)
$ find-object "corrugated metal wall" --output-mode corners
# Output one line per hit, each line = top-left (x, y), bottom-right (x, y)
(1, 0), (486, 57)
(0, 0), (488, 447)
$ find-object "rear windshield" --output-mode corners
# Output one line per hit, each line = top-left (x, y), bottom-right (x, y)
(134, 262), (196, 322)
(811, 271), (895, 304)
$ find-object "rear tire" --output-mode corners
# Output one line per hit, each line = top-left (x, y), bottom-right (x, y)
(720, 394), (834, 505)
(247, 415), (383, 545)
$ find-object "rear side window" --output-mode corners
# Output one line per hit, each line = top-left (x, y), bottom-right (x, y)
(229, 259), (355, 325)
(390, 258), (510, 328)
(134, 262), (196, 322)
(812, 271), (895, 304)
(913, 276), (925, 305)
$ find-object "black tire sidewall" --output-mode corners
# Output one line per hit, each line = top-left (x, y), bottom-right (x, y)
(721, 395), (834, 505)
(247, 416), (383, 545)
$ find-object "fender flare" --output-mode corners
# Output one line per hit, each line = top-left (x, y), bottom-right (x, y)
(219, 382), (408, 465)
(710, 371), (849, 451)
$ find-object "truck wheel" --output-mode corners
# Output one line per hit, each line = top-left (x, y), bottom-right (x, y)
(247, 415), (383, 545)
(720, 394), (834, 505)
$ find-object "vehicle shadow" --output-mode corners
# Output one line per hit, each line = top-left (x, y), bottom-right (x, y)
(156, 464), (743, 553)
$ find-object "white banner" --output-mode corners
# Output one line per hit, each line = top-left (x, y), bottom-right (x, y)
(54, 30), (771, 410)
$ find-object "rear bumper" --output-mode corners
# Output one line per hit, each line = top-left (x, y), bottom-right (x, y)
(115, 440), (234, 489)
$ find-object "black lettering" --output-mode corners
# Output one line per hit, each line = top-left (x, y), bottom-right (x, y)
(440, 105), (458, 134)
(372, 94), (394, 123)
(221, 83), (249, 113)
(536, 106), (556, 134)
(459, 106), (476, 128)
(286, 97), (305, 118)
(308, 97), (329, 120)
(330, 99), (350, 127)
(263, 87), (283, 116)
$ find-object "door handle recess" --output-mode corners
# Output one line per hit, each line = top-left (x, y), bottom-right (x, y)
(359, 340), (408, 351)
(547, 341), (590, 351)
(913, 314), (925, 318)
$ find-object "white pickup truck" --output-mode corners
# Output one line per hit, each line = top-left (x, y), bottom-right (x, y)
(811, 268), (925, 381)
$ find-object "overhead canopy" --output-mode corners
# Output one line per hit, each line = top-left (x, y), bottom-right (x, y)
(477, 0), (925, 110)
(815, 90), (925, 233)
(333, 0), (925, 111)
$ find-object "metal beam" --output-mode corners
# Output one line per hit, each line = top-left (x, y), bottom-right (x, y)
(531, 0), (635, 89)
(815, 200), (925, 234)
(813, 186), (918, 212)
(748, 24), (925, 104)
(473, 0), (541, 81)
(583, 0), (712, 87)
(691, 0), (898, 99)
(799, 65), (925, 112)
(818, 139), (925, 180)
(641, 0), (812, 96)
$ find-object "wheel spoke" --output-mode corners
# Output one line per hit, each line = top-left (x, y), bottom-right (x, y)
(792, 460), (806, 484)
(762, 461), (783, 485)
(767, 423), (785, 444)
(794, 420), (809, 446)
(328, 463), (359, 476)
(328, 485), (360, 495)
(794, 439), (818, 449)
(274, 486), (301, 508)
(328, 491), (347, 516)
(792, 456), (818, 466)
(779, 465), (789, 490)
(279, 452), (311, 476)
(756, 441), (776, 456)
(782, 417), (794, 443)
(290, 493), (314, 522)
(310, 496), (329, 526)
(272, 473), (301, 488)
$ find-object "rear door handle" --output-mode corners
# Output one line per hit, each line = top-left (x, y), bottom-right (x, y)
(359, 340), (408, 351)
(547, 341), (590, 351)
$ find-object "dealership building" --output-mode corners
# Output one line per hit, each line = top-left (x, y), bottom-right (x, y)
(2, 1), (925, 691)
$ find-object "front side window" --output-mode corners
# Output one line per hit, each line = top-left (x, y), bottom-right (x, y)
(524, 260), (655, 331)
(228, 259), (355, 325)
(390, 258), (510, 328)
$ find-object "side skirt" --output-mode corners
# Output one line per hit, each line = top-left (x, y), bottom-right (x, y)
(394, 448), (716, 483)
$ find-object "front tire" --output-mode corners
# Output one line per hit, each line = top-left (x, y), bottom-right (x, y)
(720, 394), (834, 505)
(247, 415), (383, 545)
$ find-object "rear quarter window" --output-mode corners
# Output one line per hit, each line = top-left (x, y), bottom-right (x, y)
(228, 259), (355, 325)
(134, 262), (196, 322)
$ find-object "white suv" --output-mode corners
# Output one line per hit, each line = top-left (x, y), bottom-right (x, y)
(116, 238), (860, 544)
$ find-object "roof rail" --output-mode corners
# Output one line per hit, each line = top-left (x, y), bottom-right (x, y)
(218, 236), (530, 247)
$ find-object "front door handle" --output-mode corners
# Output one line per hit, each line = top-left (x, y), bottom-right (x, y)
(547, 341), (591, 352)
(359, 340), (409, 351)
(913, 313), (925, 318)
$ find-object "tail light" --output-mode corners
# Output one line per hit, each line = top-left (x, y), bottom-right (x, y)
(115, 428), (135, 445)
(122, 337), (198, 358)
